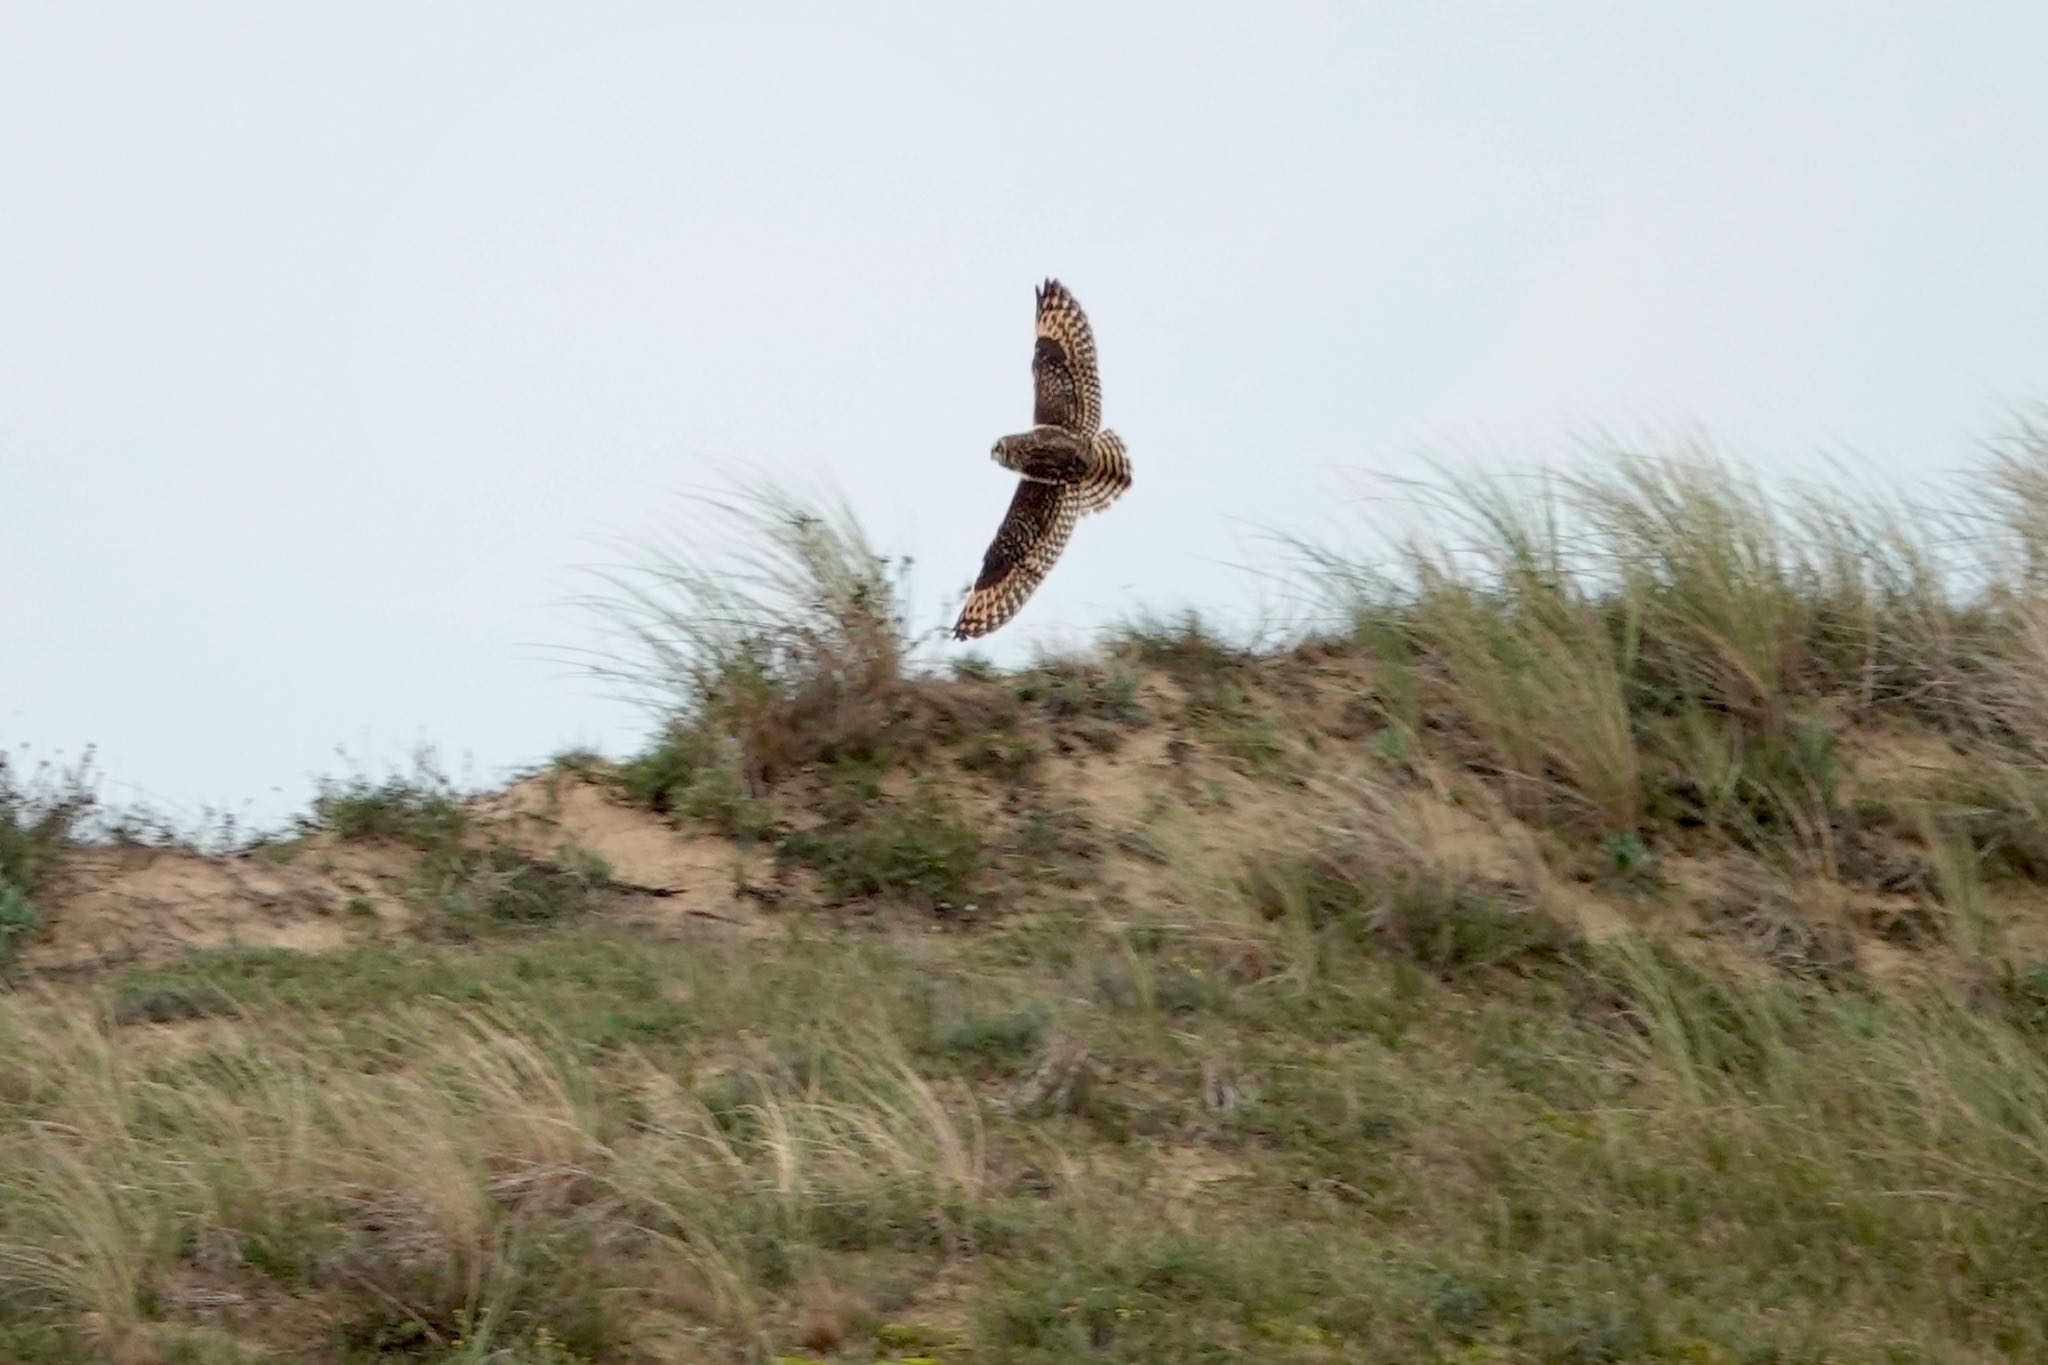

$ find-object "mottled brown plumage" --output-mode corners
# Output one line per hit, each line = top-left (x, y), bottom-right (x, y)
(954, 279), (1133, 640)
(954, 480), (1083, 640)
(1032, 279), (1102, 434)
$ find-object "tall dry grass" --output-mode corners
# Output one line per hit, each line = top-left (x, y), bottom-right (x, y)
(0, 984), (988, 1360)
(575, 476), (920, 796)
(1294, 432), (2048, 862)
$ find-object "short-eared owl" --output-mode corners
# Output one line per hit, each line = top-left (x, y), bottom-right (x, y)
(952, 279), (1132, 640)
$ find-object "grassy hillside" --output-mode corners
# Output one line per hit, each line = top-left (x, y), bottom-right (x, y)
(11, 439), (2048, 1361)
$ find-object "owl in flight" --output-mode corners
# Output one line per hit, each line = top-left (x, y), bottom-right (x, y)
(952, 279), (1132, 640)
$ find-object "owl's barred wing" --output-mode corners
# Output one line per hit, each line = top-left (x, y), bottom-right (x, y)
(1070, 429), (1132, 516)
(952, 479), (1083, 639)
(1031, 278), (1102, 435)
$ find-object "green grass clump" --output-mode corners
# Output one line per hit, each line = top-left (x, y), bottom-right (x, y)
(579, 478), (921, 813)
(614, 724), (780, 839)
(957, 731), (1042, 781)
(1245, 843), (1579, 982)
(411, 843), (611, 934)
(304, 759), (467, 847)
(0, 749), (97, 964)
(0, 750), (96, 895)
(782, 790), (982, 909)
(1116, 611), (1245, 684)
(1014, 659), (1148, 728)
(0, 882), (37, 964)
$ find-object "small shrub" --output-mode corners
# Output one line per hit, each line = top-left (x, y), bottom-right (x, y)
(1179, 673), (1287, 772)
(1374, 875), (1580, 978)
(0, 749), (97, 964)
(951, 654), (1000, 682)
(1244, 847), (1577, 980)
(111, 983), (238, 1025)
(782, 793), (981, 909)
(615, 726), (777, 838)
(1644, 705), (1841, 862)
(0, 878), (38, 962)
(547, 747), (608, 777)
(1700, 883), (1859, 982)
(1990, 961), (2048, 1035)
(1116, 612), (1242, 684)
(579, 478), (918, 801)
(616, 726), (707, 811)
(959, 731), (1042, 781)
(412, 843), (609, 931)
(934, 1007), (1047, 1064)
(1096, 665), (1146, 723)
(1016, 662), (1148, 729)
(0, 747), (97, 897)
(1007, 806), (1101, 890)
(305, 760), (466, 847)
(1601, 829), (1658, 886)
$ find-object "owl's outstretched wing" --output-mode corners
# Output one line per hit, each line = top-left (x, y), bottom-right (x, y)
(952, 479), (1083, 640)
(1031, 278), (1102, 435)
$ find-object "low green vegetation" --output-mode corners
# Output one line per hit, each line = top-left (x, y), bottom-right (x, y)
(304, 761), (469, 846)
(4, 892), (2048, 1361)
(14, 435), (2048, 1358)
(0, 749), (97, 965)
(779, 788), (983, 910)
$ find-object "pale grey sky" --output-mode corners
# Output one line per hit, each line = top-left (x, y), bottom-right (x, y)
(5, 3), (2047, 827)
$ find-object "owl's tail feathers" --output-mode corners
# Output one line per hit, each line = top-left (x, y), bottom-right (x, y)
(1074, 429), (1132, 515)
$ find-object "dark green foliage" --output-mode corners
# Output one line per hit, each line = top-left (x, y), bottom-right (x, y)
(305, 767), (466, 847)
(1182, 673), (1286, 770)
(615, 726), (706, 812)
(412, 842), (610, 931)
(1116, 612), (1243, 684)
(111, 983), (239, 1025)
(1006, 805), (1101, 890)
(957, 729), (1042, 780)
(0, 882), (36, 963)
(781, 791), (982, 908)
(1643, 706), (1842, 856)
(1244, 850), (1580, 979)
(0, 749), (97, 964)
(0, 749), (95, 895)
(1375, 876), (1581, 978)
(934, 1006), (1047, 1063)
(104, 937), (701, 1047)
(1989, 961), (2048, 1036)
(1015, 661), (1148, 727)
(615, 724), (777, 838)
(987, 1228), (1317, 1362)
